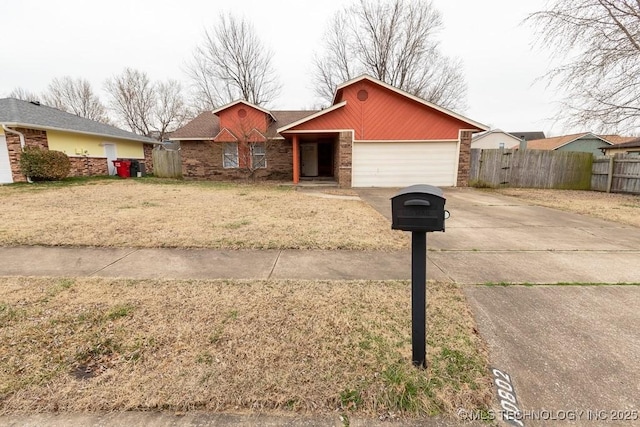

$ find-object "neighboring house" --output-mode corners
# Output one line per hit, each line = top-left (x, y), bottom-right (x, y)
(600, 138), (640, 156)
(508, 131), (545, 141)
(170, 75), (488, 188)
(518, 132), (636, 156)
(471, 129), (524, 149)
(0, 98), (157, 184)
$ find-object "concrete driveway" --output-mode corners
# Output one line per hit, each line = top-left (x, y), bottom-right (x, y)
(467, 285), (640, 427)
(358, 187), (640, 426)
(357, 187), (640, 284)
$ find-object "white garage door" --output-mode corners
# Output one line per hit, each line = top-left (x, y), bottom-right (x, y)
(352, 141), (458, 187)
(0, 135), (13, 184)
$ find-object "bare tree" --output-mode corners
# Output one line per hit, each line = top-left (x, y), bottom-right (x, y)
(233, 116), (270, 180)
(7, 87), (41, 102)
(105, 68), (155, 136)
(105, 68), (190, 140)
(42, 77), (110, 123)
(313, 0), (467, 110)
(154, 80), (190, 141)
(313, 11), (354, 102)
(187, 13), (281, 110)
(527, 0), (640, 133)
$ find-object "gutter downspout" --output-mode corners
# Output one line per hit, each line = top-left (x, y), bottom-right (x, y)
(2, 125), (33, 183)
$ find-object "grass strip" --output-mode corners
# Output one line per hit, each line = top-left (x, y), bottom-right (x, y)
(0, 277), (490, 419)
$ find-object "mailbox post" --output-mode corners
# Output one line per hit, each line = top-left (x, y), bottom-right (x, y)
(391, 185), (447, 368)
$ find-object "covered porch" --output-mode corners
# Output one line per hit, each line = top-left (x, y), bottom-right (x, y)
(288, 132), (352, 187)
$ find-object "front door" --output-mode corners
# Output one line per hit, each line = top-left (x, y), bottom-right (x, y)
(104, 143), (117, 175)
(0, 135), (13, 184)
(300, 143), (318, 177)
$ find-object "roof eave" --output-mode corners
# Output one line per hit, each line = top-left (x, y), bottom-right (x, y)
(0, 121), (157, 144)
(168, 137), (213, 141)
(211, 100), (276, 122)
(472, 129), (523, 143)
(277, 101), (348, 134)
(602, 143), (640, 150)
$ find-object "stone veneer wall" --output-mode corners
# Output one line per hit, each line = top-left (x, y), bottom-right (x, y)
(337, 131), (353, 188)
(457, 130), (473, 187)
(181, 139), (292, 181)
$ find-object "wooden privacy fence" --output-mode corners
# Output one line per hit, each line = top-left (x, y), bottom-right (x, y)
(470, 149), (593, 190)
(152, 148), (182, 178)
(591, 154), (640, 194)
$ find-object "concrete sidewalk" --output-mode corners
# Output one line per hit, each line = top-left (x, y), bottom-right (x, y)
(3, 244), (640, 284)
(0, 246), (415, 281)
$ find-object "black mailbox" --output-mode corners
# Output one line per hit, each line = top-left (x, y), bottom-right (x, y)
(391, 184), (447, 232)
(390, 184), (448, 368)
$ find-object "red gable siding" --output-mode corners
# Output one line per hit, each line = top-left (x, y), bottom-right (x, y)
(218, 103), (268, 138)
(290, 80), (474, 140)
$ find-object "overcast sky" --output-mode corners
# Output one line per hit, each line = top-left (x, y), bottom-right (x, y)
(2, 0), (569, 136)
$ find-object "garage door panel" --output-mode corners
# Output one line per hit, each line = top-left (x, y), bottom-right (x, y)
(352, 141), (457, 187)
(0, 136), (13, 184)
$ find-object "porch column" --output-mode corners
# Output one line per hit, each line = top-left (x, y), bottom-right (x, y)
(292, 134), (300, 184)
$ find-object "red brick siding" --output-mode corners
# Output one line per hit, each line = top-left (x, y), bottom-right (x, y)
(143, 143), (154, 174)
(338, 131), (353, 188)
(68, 156), (109, 177)
(180, 139), (292, 181)
(262, 140), (293, 180)
(5, 128), (49, 182)
(181, 140), (218, 179)
(457, 131), (473, 186)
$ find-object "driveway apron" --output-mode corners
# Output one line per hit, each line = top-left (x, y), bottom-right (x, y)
(357, 187), (640, 426)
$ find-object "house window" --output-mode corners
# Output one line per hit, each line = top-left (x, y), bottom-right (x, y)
(223, 143), (238, 168)
(251, 143), (266, 168)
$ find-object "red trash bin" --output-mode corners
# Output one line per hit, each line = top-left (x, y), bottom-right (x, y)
(112, 160), (131, 178)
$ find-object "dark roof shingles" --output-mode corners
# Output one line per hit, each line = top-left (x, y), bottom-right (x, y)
(170, 109), (318, 140)
(508, 131), (546, 141)
(0, 98), (154, 143)
(169, 111), (220, 139)
(602, 137), (640, 149)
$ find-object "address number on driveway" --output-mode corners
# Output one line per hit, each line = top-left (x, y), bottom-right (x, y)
(491, 367), (525, 427)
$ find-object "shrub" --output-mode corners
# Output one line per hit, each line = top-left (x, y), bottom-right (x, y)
(19, 147), (71, 181)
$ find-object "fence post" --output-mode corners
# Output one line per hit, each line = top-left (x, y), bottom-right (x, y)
(606, 156), (615, 193)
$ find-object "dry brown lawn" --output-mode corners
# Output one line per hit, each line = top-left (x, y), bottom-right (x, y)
(0, 277), (491, 419)
(0, 179), (407, 250)
(494, 188), (640, 227)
